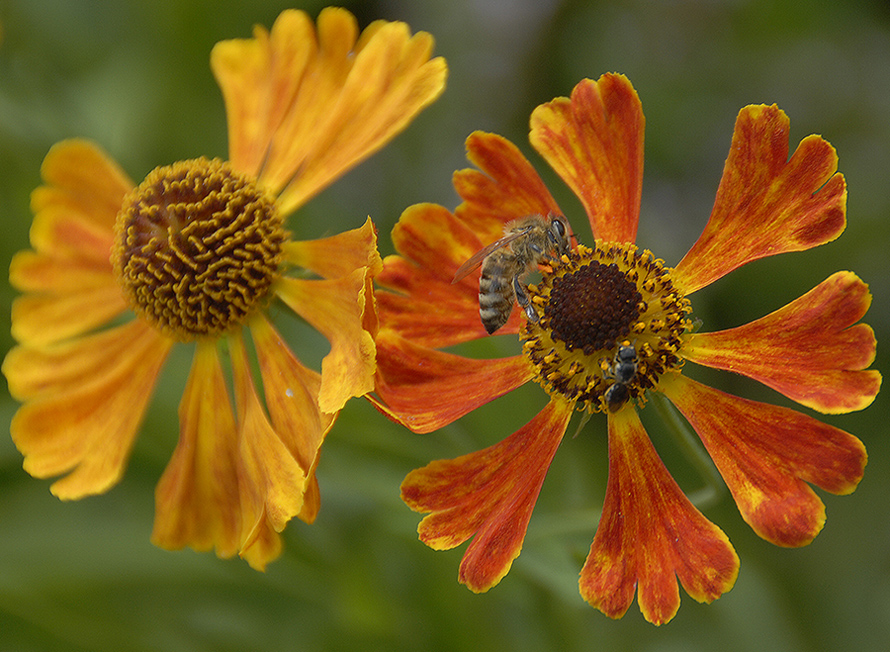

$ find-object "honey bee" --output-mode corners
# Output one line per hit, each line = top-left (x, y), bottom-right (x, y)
(604, 343), (638, 412)
(452, 213), (572, 334)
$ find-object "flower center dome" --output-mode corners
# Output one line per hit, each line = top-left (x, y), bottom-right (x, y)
(522, 243), (692, 413)
(112, 158), (285, 340)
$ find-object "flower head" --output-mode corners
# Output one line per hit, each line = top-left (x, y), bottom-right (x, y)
(3, 8), (446, 570)
(371, 74), (878, 623)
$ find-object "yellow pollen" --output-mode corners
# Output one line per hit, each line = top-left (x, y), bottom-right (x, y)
(112, 158), (285, 340)
(521, 243), (692, 414)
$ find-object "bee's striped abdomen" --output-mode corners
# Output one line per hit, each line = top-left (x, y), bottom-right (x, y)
(478, 256), (515, 334)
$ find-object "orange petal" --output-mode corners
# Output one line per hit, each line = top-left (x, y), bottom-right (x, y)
(580, 408), (738, 625)
(30, 139), (133, 234)
(10, 286), (128, 348)
(239, 514), (284, 572)
(378, 203), (513, 348)
(229, 330), (306, 569)
(370, 329), (535, 433)
(7, 319), (172, 499)
(251, 314), (334, 468)
(660, 374), (867, 547)
(674, 105), (846, 294)
(453, 132), (562, 244)
(275, 270), (376, 413)
(682, 272), (880, 413)
(250, 314), (335, 526)
(401, 398), (573, 592)
(152, 340), (241, 560)
(11, 140), (132, 347)
(274, 16), (447, 214)
(283, 216), (382, 280)
(529, 75), (644, 243)
(212, 9), (316, 182)
(212, 8), (447, 214)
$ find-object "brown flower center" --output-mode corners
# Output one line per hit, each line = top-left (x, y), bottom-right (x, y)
(112, 158), (285, 340)
(522, 243), (692, 413)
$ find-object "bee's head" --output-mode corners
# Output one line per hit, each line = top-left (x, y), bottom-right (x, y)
(547, 215), (572, 255)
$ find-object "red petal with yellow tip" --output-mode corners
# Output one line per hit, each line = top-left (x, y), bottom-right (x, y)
(276, 269), (376, 413)
(30, 139), (132, 233)
(674, 105), (846, 294)
(7, 320), (172, 500)
(377, 203), (515, 348)
(660, 374), (867, 547)
(454, 131), (562, 243)
(530, 74), (644, 244)
(371, 329), (535, 433)
(152, 340), (242, 560)
(682, 272), (880, 413)
(401, 398), (573, 592)
(580, 408), (738, 625)
(283, 217), (382, 281)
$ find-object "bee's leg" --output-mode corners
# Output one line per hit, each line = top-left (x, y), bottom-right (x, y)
(513, 275), (539, 323)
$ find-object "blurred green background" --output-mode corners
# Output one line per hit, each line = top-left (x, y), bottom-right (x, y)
(1, 1), (889, 650)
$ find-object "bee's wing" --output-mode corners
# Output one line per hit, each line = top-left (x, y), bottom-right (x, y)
(451, 229), (531, 283)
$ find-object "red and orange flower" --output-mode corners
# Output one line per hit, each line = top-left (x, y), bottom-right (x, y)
(2, 8), (446, 570)
(370, 73), (879, 624)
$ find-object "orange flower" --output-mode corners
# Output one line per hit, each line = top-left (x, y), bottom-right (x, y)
(370, 74), (878, 624)
(2, 8), (446, 570)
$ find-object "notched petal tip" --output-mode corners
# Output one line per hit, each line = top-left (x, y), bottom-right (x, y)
(675, 104), (846, 294)
(215, 6), (446, 214)
(580, 408), (738, 625)
(683, 271), (881, 414)
(662, 374), (867, 548)
(529, 74), (644, 243)
(402, 399), (572, 592)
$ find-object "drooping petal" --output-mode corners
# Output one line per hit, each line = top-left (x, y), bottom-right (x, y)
(580, 407), (738, 625)
(660, 373), (867, 547)
(370, 329), (535, 433)
(152, 339), (241, 560)
(212, 7), (447, 215)
(250, 314), (335, 524)
(453, 132), (562, 244)
(401, 398), (573, 592)
(377, 203), (517, 348)
(283, 216), (382, 281)
(682, 272), (880, 413)
(673, 104), (846, 294)
(530, 74), (644, 243)
(229, 330), (305, 570)
(275, 269), (375, 413)
(7, 319), (173, 499)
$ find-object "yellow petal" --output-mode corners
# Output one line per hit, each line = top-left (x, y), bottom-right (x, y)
(151, 340), (241, 559)
(11, 285), (128, 348)
(283, 216), (382, 280)
(8, 320), (172, 499)
(229, 329), (305, 539)
(250, 314), (334, 472)
(30, 139), (133, 234)
(212, 8), (447, 214)
(275, 270), (376, 413)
